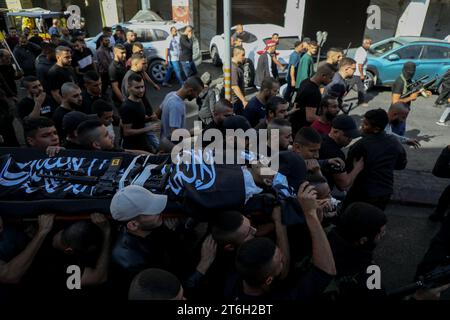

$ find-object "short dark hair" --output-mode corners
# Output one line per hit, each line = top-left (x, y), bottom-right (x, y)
(61, 220), (103, 256)
(269, 118), (291, 128)
(294, 127), (322, 145)
(232, 46), (245, 57)
(129, 268), (181, 300)
(211, 211), (244, 245)
(294, 40), (302, 48)
(130, 52), (146, 62)
(266, 96), (287, 116)
(92, 99), (113, 117)
(55, 46), (71, 55)
(103, 26), (112, 33)
(77, 119), (103, 147)
(114, 44), (126, 51)
(22, 76), (39, 88)
(309, 41), (319, 47)
(338, 202), (387, 243)
(41, 42), (57, 54)
(99, 35), (110, 42)
(320, 95), (338, 109)
(235, 238), (277, 287)
(272, 33), (279, 37)
(316, 64), (335, 77)
(183, 76), (204, 91)
(128, 73), (143, 85)
(364, 108), (389, 131)
(339, 57), (356, 68)
(83, 70), (100, 83)
(23, 117), (55, 139)
(260, 77), (278, 92)
(132, 42), (144, 49)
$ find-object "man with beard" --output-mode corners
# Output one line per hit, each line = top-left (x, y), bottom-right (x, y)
(323, 57), (357, 107)
(13, 36), (41, 76)
(52, 82), (83, 139)
(120, 74), (160, 152)
(255, 96), (289, 130)
(96, 35), (113, 95)
(36, 43), (56, 94)
(318, 48), (344, 72)
(290, 64), (335, 136)
(47, 46), (77, 106)
(311, 96), (340, 136)
(319, 115), (363, 192)
(342, 109), (407, 211)
(230, 46), (247, 113)
(109, 44), (127, 106)
(160, 76), (204, 140)
(243, 78), (279, 127)
(391, 62), (432, 136)
(17, 76), (55, 120)
(80, 71), (110, 114)
(385, 102), (421, 148)
(72, 38), (96, 86)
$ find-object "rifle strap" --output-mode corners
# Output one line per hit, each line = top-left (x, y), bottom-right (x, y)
(400, 74), (408, 95)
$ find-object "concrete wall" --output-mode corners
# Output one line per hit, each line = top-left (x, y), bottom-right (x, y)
(422, 0), (450, 39)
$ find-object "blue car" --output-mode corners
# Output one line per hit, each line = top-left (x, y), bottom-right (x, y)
(349, 37), (450, 90)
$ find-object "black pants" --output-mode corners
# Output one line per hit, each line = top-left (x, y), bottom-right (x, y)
(100, 72), (110, 95)
(283, 84), (295, 103)
(349, 75), (366, 104)
(435, 184), (450, 216)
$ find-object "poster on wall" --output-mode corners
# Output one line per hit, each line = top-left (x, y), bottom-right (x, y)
(172, 0), (190, 24)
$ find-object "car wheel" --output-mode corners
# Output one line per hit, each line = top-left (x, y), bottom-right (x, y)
(364, 71), (375, 91)
(211, 46), (222, 66)
(148, 60), (167, 83)
(243, 60), (255, 88)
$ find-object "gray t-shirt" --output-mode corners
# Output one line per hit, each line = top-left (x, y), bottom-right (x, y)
(160, 91), (186, 140)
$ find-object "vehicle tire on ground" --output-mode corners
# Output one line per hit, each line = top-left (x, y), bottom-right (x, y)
(243, 59), (255, 88)
(211, 46), (222, 66)
(148, 60), (167, 83)
(364, 71), (375, 91)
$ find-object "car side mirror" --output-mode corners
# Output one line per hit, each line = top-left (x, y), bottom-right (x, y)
(387, 54), (400, 61)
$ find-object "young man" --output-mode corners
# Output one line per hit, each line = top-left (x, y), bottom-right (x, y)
(319, 115), (363, 191)
(52, 82), (83, 138)
(23, 117), (60, 151)
(323, 57), (357, 107)
(162, 26), (184, 87)
(202, 99), (234, 134)
(72, 38), (96, 86)
(124, 31), (136, 60)
(179, 26), (197, 77)
(243, 77), (279, 127)
(350, 38), (372, 107)
(295, 41), (318, 88)
(318, 48), (343, 72)
(343, 109), (407, 211)
(36, 43), (56, 93)
(231, 46), (247, 114)
(29, 28), (44, 46)
(267, 118), (293, 152)
(255, 41), (277, 89)
(47, 46), (77, 106)
(120, 73), (159, 152)
(61, 111), (90, 149)
(13, 36), (41, 76)
(17, 76), (55, 120)
(160, 76), (204, 140)
(386, 102), (421, 148)
(255, 96), (289, 130)
(109, 44), (128, 105)
(284, 40), (305, 101)
(96, 35), (114, 94)
(92, 99), (115, 142)
(80, 71), (109, 114)
(76, 119), (115, 151)
(290, 64), (335, 136)
(311, 96), (340, 136)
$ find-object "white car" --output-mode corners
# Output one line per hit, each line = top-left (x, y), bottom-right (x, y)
(85, 11), (202, 83)
(209, 24), (300, 86)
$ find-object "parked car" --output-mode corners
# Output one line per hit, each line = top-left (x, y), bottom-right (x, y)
(85, 10), (202, 83)
(346, 36), (450, 90)
(209, 24), (300, 87)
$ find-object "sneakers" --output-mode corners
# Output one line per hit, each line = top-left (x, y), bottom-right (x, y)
(162, 82), (172, 88)
(436, 121), (449, 127)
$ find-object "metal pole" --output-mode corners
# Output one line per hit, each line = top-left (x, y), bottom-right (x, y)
(223, 0), (231, 101)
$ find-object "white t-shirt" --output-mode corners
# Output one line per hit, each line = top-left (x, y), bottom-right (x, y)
(354, 46), (368, 77)
(166, 35), (181, 62)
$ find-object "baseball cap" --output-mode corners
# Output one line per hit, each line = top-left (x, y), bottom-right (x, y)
(110, 185), (168, 221)
(332, 115), (360, 139)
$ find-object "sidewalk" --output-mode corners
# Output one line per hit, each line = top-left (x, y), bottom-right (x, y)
(392, 169), (449, 206)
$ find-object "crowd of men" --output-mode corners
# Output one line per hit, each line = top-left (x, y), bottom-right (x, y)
(0, 22), (450, 302)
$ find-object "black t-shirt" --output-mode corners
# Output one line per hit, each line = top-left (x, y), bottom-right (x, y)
(319, 136), (346, 190)
(62, 140), (84, 150)
(231, 62), (245, 105)
(28, 35), (44, 46)
(72, 49), (95, 74)
(47, 65), (77, 92)
(119, 99), (151, 150)
(108, 61), (127, 102)
(392, 76), (412, 106)
(16, 96), (56, 120)
(291, 79), (321, 135)
(52, 106), (71, 138)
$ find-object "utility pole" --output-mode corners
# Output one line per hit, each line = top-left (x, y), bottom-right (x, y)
(223, 0), (231, 101)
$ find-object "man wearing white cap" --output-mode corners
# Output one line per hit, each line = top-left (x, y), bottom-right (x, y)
(110, 185), (171, 277)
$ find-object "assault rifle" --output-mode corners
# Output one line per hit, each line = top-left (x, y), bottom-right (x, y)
(388, 263), (450, 299)
(400, 75), (438, 99)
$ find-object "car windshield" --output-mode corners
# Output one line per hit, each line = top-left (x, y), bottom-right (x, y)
(370, 40), (403, 56)
(232, 30), (257, 43)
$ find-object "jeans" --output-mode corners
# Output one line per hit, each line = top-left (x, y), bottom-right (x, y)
(181, 60), (198, 79)
(350, 75), (366, 104)
(163, 60), (184, 86)
(146, 132), (160, 152)
(439, 105), (450, 123)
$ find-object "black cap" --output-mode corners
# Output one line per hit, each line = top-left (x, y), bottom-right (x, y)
(62, 111), (96, 135)
(332, 115), (360, 139)
(223, 115), (251, 131)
